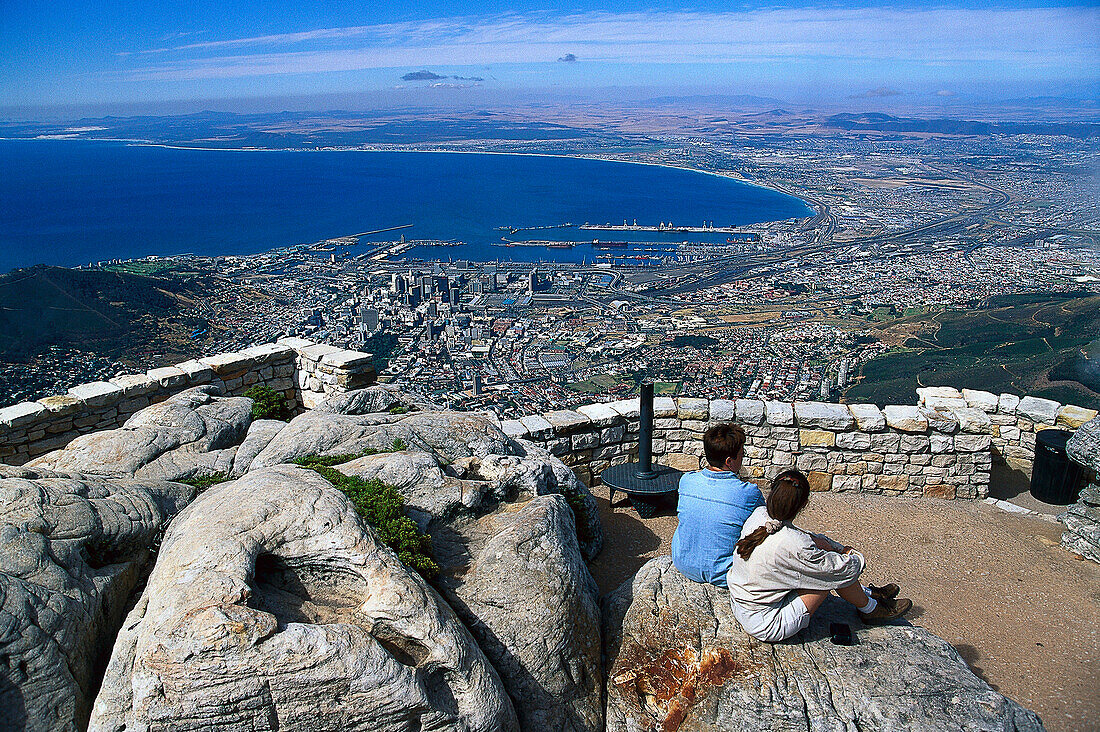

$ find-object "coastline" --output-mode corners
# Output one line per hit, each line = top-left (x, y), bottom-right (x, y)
(3, 136), (812, 216)
(0, 138), (813, 270)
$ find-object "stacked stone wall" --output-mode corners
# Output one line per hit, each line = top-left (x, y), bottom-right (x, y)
(278, 337), (379, 409)
(0, 339), (375, 465)
(504, 394), (1096, 501)
(918, 387), (1097, 470)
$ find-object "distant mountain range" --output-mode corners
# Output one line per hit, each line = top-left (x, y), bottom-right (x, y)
(642, 94), (787, 108)
(825, 112), (1100, 138)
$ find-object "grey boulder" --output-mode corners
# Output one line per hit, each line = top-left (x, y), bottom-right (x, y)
(315, 384), (438, 415)
(250, 410), (513, 470)
(229, 418), (287, 477)
(335, 439), (602, 560)
(435, 495), (604, 732)
(0, 465), (196, 732)
(28, 386), (252, 476)
(604, 557), (1044, 732)
(88, 465), (517, 732)
(1066, 415), (1100, 473)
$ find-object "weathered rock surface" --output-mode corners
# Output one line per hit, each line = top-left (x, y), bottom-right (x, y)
(314, 384), (438, 415)
(435, 495), (604, 732)
(250, 410), (511, 469)
(253, 409), (603, 558)
(0, 465), (196, 732)
(133, 445), (237, 482)
(1067, 415), (1100, 473)
(335, 435), (605, 729)
(1061, 416), (1100, 563)
(88, 465), (517, 732)
(29, 386), (253, 476)
(228, 418), (286, 477)
(604, 557), (1044, 732)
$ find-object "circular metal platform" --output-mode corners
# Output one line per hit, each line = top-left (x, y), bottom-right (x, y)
(601, 462), (682, 517)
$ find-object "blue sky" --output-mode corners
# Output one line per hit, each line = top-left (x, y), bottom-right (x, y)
(2, 1), (1098, 115)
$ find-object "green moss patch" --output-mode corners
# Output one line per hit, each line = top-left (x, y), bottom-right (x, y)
(243, 385), (291, 421)
(295, 455), (437, 578)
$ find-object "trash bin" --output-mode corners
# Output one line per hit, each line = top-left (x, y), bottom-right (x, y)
(1030, 429), (1083, 504)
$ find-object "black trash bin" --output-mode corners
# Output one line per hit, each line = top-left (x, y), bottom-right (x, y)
(1030, 429), (1083, 505)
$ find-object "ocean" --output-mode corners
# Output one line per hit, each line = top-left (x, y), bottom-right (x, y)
(0, 140), (813, 273)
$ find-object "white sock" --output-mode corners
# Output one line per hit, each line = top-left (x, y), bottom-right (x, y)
(858, 596), (878, 614)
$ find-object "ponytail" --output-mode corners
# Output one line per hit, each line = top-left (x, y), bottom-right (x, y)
(735, 526), (770, 560)
(735, 470), (811, 560)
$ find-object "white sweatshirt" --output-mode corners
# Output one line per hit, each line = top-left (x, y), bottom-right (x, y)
(727, 505), (865, 610)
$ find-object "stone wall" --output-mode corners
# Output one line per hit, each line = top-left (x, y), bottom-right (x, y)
(0, 338), (376, 465)
(503, 395), (1096, 501)
(917, 386), (1097, 470)
(278, 337), (379, 409)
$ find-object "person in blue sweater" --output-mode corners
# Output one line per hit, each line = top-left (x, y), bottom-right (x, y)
(671, 422), (765, 587)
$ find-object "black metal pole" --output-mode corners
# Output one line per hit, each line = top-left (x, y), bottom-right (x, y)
(636, 382), (656, 478)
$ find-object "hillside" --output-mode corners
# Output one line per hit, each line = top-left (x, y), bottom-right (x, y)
(845, 292), (1100, 409)
(0, 265), (209, 362)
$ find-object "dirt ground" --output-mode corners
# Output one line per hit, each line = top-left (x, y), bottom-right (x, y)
(588, 490), (1100, 732)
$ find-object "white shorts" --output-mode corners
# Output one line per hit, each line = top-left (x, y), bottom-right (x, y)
(732, 593), (811, 643)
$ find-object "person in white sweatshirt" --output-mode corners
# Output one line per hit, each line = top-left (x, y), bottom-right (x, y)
(726, 469), (912, 642)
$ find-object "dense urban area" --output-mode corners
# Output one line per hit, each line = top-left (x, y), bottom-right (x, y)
(6, 116), (1099, 414)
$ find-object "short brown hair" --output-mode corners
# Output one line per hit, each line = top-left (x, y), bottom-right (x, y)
(703, 423), (746, 468)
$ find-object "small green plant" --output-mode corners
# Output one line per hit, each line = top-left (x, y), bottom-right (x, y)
(293, 449), (385, 468)
(177, 473), (232, 491)
(388, 404), (410, 415)
(562, 490), (593, 546)
(296, 458), (437, 578)
(243, 385), (291, 421)
(392, 438), (408, 451)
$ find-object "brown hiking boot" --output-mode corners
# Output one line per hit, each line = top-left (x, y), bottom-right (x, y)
(868, 583), (900, 602)
(860, 597), (913, 624)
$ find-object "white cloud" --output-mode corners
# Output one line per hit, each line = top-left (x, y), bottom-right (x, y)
(119, 7), (1100, 82)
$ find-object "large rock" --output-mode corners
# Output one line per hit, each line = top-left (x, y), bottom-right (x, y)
(337, 440), (606, 729)
(1066, 415), (1100, 472)
(250, 410), (512, 469)
(29, 386), (253, 476)
(0, 465), (196, 732)
(475, 440), (603, 560)
(89, 465), (517, 732)
(435, 495), (604, 732)
(314, 384), (438, 415)
(229, 418), (287, 477)
(1062, 416), (1100, 563)
(604, 557), (1044, 732)
(335, 439), (603, 563)
(133, 446), (237, 482)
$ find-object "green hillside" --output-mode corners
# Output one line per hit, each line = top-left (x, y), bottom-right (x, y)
(845, 292), (1100, 409)
(0, 265), (207, 361)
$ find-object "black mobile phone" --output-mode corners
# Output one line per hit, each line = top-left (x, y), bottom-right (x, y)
(830, 622), (855, 646)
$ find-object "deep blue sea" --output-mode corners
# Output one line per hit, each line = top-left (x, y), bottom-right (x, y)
(0, 140), (812, 273)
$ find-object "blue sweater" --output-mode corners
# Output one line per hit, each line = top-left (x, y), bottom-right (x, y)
(671, 469), (766, 587)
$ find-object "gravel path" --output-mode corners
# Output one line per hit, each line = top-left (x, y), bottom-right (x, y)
(588, 490), (1100, 732)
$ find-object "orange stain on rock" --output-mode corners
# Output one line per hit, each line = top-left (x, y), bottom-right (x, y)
(613, 644), (751, 732)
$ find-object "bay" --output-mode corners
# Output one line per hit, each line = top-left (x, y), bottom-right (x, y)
(0, 140), (812, 273)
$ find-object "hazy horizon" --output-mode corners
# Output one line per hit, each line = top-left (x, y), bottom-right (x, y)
(3, 1), (1097, 121)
